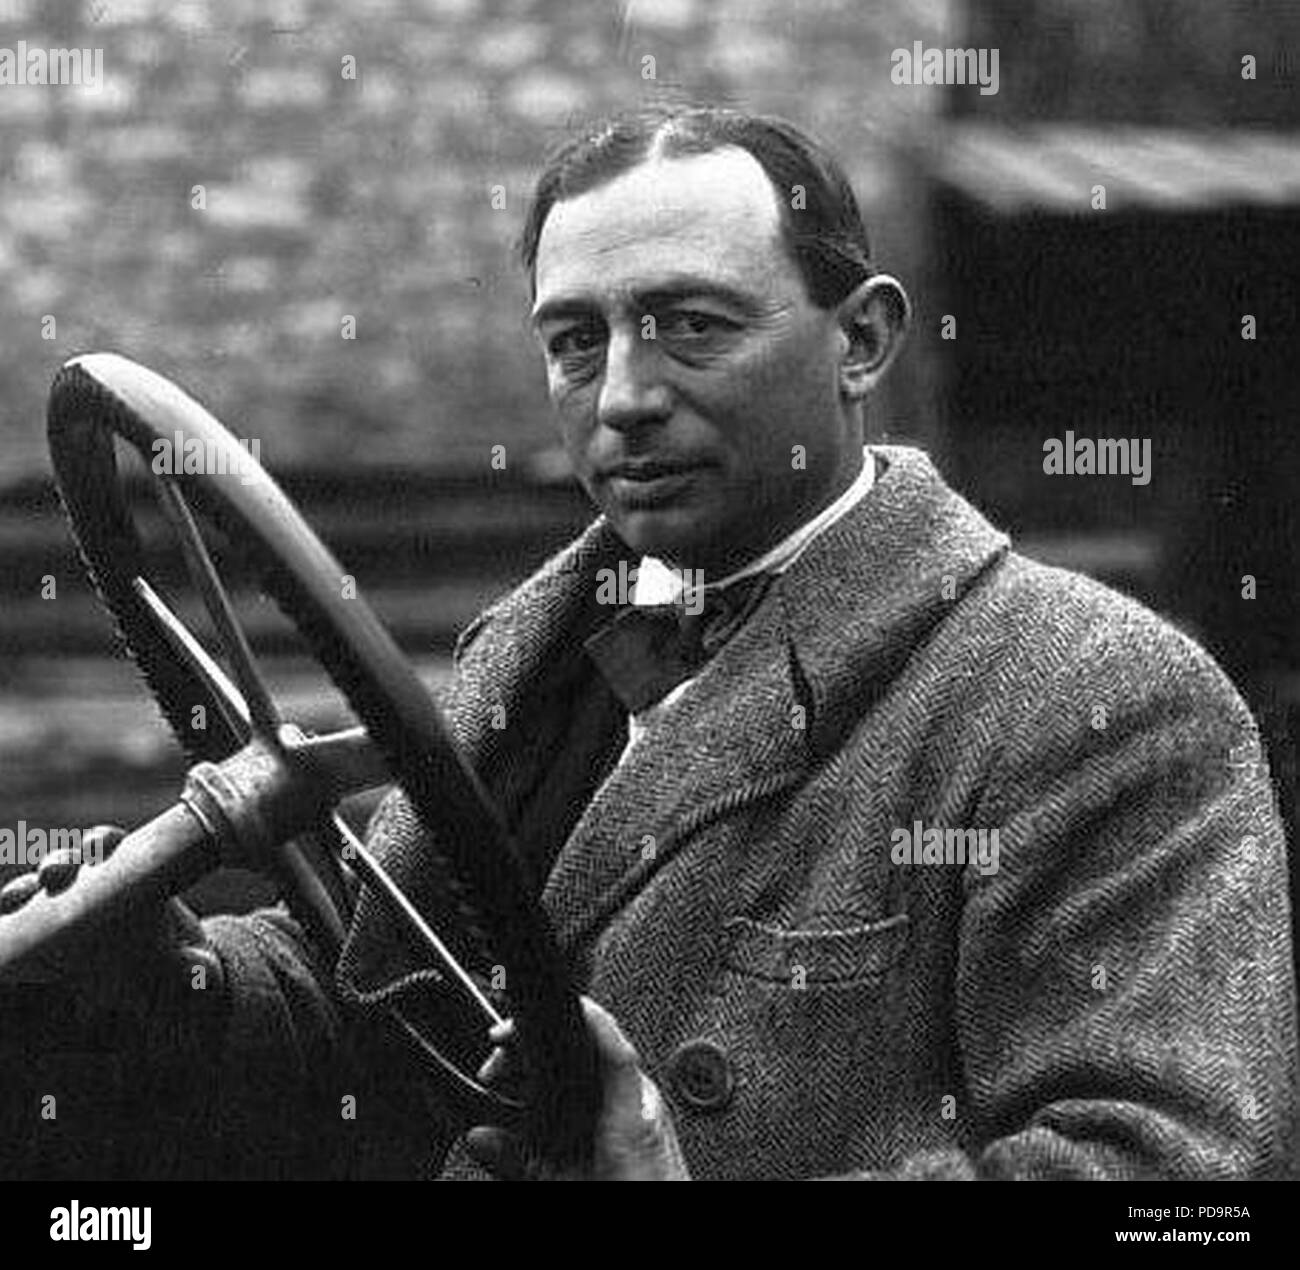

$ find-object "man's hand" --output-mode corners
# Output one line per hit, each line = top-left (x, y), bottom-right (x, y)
(0, 824), (229, 1179)
(0, 824), (223, 1014)
(464, 996), (690, 1181)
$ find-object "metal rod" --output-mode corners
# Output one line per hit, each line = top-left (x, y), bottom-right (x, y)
(327, 812), (504, 1028)
(132, 576), (251, 741)
(154, 478), (281, 740)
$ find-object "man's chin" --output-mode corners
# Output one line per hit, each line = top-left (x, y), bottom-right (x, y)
(605, 504), (719, 569)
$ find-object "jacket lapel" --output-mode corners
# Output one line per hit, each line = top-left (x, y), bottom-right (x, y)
(336, 517), (630, 996)
(542, 587), (815, 950)
(442, 518), (627, 847)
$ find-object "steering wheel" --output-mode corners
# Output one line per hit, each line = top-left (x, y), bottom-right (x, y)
(0, 352), (599, 1168)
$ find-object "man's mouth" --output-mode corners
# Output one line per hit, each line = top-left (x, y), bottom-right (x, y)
(601, 459), (707, 506)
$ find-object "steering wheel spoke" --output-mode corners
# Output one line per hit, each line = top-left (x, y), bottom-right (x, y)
(152, 475), (281, 742)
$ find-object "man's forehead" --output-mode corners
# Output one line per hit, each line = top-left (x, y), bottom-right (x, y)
(532, 147), (790, 315)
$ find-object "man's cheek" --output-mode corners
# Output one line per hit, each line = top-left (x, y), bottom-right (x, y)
(550, 420), (596, 490)
(547, 363), (588, 405)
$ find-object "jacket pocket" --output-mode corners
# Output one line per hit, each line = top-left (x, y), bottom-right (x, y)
(722, 911), (909, 986)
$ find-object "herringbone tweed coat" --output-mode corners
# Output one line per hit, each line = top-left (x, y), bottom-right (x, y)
(299, 443), (1294, 1180)
(176, 443), (1296, 1182)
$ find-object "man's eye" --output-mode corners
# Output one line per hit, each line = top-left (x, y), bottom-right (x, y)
(661, 310), (733, 338)
(548, 326), (604, 359)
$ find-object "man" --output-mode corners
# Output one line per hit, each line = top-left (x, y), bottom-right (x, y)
(5, 107), (1297, 1180)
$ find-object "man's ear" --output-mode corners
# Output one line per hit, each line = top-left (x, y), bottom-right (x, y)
(836, 274), (910, 400)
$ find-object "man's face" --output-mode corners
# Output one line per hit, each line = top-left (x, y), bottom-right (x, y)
(531, 147), (862, 577)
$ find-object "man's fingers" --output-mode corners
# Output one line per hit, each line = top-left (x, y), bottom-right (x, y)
(0, 826), (126, 916)
(580, 996), (644, 1072)
(36, 848), (83, 895)
(0, 823), (222, 1007)
(464, 999), (688, 1179)
(83, 824), (127, 862)
(0, 872), (41, 914)
(29, 825), (127, 898)
(577, 995), (691, 1180)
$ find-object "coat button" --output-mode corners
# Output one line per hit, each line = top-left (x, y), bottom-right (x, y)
(666, 1040), (735, 1112)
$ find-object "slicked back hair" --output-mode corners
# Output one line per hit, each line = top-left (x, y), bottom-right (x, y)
(519, 107), (875, 310)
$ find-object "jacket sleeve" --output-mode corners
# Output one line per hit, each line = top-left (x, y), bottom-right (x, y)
(923, 622), (1298, 1180)
(200, 904), (455, 1178)
(199, 906), (352, 1177)
(0, 902), (360, 1179)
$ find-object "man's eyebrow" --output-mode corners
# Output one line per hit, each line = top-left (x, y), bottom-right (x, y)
(531, 297), (599, 329)
(531, 281), (765, 329)
(635, 282), (766, 314)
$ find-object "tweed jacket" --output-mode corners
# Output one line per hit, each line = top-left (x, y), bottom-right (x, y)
(285, 443), (1294, 1181)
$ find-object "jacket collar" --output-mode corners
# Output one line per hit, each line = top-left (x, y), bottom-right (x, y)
(461, 443), (1008, 726)
(777, 443), (1010, 747)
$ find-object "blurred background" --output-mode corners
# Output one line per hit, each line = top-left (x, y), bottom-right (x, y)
(0, 0), (1296, 928)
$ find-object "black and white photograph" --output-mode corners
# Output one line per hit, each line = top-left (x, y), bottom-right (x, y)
(0, 0), (1296, 1236)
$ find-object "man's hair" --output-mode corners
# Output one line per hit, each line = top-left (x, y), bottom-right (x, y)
(519, 106), (874, 309)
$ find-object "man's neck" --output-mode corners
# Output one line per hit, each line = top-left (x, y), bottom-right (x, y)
(636, 445), (876, 601)
(677, 447), (867, 580)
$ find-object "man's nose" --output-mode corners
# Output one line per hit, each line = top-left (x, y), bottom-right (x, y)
(597, 327), (671, 433)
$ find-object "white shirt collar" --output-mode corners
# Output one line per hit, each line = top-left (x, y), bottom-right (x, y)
(633, 446), (876, 605)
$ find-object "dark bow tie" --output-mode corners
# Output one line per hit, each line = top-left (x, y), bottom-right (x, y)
(584, 571), (775, 714)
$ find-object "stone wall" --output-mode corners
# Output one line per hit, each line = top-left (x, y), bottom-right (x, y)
(0, 0), (951, 483)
